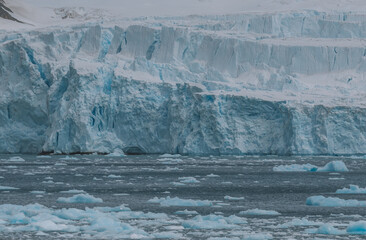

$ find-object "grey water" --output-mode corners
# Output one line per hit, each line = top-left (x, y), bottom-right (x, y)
(0, 154), (366, 239)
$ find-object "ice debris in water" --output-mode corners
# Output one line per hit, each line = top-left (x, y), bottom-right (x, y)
(152, 231), (183, 239)
(273, 160), (348, 172)
(224, 196), (245, 201)
(277, 218), (322, 228)
(306, 221), (366, 235)
(8, 156), (25, 162)
(179, 177), (200, 183)
(0, 203), (149, 237)
(59, 189), (86, 194)
(160, 154), (182, 158)
(106, 148), (125, 157)
(239, 209), (280, 216)
(243, 233), (273, 240)
(313, 224), (345, 235)
(30, 191), (46, 194)
(148, 196), (212, 207)
(336, 185), (366, 194)
(306, 195), (366, 207)
(182, 214), (247, 229)
(174, 209), (199, 215)
(347, 221), (366, 234)
(57, 194), (103, 203)
(0, 186), (19, 190)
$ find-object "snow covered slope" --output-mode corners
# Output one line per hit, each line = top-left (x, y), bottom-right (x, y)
(1, 1), (366, 155)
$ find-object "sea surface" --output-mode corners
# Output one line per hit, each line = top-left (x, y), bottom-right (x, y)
(0, 154), (365, 239)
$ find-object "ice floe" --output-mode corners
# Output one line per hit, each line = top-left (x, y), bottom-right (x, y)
(273, 161), (349, 172)
(148, 196), (212, 207)
(57, 194), (103, 203)
(239, 209), (280, 216)
(182, 214), (247, 229)
(336, 185), (366, 194)
(306, 195), (366, 207)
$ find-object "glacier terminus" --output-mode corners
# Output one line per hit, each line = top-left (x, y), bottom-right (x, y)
(1, 3), (366, 155)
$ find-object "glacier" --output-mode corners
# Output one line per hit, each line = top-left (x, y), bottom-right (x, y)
(2, 11), (366, 155)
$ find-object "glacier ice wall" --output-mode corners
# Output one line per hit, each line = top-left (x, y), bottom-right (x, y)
(2, 11), (366, 155)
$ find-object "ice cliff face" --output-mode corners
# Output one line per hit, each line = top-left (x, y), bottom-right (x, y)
(1, 11), (366, 155)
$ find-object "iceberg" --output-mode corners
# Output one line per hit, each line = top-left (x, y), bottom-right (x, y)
(306, 195), (366, 207)
(336, 185), (366, 194)
(239, 209), (280, 216)
(273, 161), (348, 172)
(182, 214), (247, 229)
(347, 221), (366, 234)
(57, 194), (103, 203)
(148, 196), (213, 207)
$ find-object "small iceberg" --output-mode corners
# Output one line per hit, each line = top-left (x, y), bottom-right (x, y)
(239, 209), (280, 216)
(148, 196), (212, 207)
(0, 186), (19, 190)
(306, 195), (366, 207)
(273, 161), (349, 172)
(179, 177), (200, 183)
(8, 156), (25, 162)
(314, 224), (345, 235)
(175, 209), (198, 215)
(160, 154), (181, 158)
(347, 221), (366, 234)
(182, 214), (246, 229)
(336, 185), (366, 194)
(59, 189), (86, 194)
(57, 194), (103, 203)
(224, 196), (244, 201)
(106, 149), (125, 157)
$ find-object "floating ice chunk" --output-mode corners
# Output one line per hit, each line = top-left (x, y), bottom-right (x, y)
(277, 218), (322, 228)
(37, 155), (52, 159)
(224, 196), (244, 201)
(0, 186), (18, 190)
(306, 195), (366, 207)
(160, 154), (181, 158)
(243, 233), (273, 240)
(59, 156), (79, 160)
(81, 216), (134, 233)
(314, 224), (345, 235)
(59, 189), (86, 194)
(317, 161), (349, 172)
(57, 194), (103, 203)
(207, 173), (220, 177)
(30, 191), (45, 194)
(8, 156), (25, 162)
(182, 214), (246, 229)
(106, 149), (125, 157)
(175, 209), (198, 215)
(273, 161), (348, 172)
(171, 182), (185, 186)
(107, 174), (122, 178)
(148, 196), (212, 207)
(158, 158), (183, 164)
(347, 221), (366, 234)
(53, 208), (89, 221)
(179, 177), (200, 183)
(239, 209), (280, 216)
(95, 205), (131, 213)
(273, 163), (317, 172)
(55, 162), (67, 166)
(153, 231), (183, 239)
(336, 185), (366, 194)
(208, 238), (240, 240)
(0, 203), (151, 236)
(30, 220), (77, 232)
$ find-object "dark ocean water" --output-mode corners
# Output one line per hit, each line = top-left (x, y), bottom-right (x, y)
(0, 154), (365, 239)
